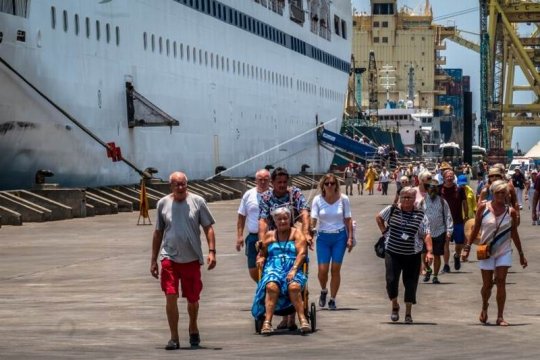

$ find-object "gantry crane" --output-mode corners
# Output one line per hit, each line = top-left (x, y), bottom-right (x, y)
(447, 1), (540, 161)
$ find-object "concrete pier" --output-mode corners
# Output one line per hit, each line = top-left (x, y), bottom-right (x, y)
(0, 184), (539, 359)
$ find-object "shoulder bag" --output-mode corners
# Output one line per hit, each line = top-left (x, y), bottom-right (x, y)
(374, 205), (396, 258)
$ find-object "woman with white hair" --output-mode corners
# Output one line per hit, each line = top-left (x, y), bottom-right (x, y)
(376, 187), (433, 324)
(251, 207), (310, 334)
(462, 180), (527, 326)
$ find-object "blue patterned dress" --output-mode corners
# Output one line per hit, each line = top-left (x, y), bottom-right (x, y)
(251, 235), (307, 319)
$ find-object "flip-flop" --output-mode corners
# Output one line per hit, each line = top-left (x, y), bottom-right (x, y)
(496, 318), (509, 326)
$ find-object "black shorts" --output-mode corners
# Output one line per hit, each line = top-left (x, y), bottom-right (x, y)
(431, 234), (446, 256)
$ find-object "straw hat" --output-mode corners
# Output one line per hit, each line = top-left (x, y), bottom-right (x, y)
(488, 167), (504, 177)
(464, 218), (481, 245)
(439, 162), (452, 171)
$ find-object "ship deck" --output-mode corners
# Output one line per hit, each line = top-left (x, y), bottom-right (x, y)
(1, 183), (540, 359)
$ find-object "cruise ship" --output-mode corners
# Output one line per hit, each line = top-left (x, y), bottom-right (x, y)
(0, 0), (352, 189)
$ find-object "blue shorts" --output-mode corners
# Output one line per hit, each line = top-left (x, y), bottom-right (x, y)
(452, 223), (465, 244)
(245, 233), (259, 269)
(316, 229), (347, 265)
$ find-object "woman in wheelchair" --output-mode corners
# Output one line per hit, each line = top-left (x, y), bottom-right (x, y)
(251, 206), (310, 334)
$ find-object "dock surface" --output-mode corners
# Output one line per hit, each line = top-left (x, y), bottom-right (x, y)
(1, 184), (539, 359)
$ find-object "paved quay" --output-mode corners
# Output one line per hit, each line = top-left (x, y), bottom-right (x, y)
(1, 183), (539, 359)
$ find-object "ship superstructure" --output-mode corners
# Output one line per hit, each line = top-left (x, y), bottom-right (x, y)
(0, 0), (352, 189)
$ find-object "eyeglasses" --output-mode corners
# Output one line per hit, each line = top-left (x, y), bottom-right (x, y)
(400, 196), (414, 200)
(488, 175), (501, 178)
(171, 181), (187, 187)
(324, 182), (336, 186)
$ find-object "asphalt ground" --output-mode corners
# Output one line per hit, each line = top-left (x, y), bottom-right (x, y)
(1, 182), (539, 359)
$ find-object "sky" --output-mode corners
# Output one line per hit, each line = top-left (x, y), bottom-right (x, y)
(351, 0), (540, 153)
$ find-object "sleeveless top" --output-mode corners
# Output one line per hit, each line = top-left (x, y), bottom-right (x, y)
(480, 203), (512, 258)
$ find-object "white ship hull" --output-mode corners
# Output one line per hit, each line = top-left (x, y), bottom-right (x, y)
(0, 0), (351, 189)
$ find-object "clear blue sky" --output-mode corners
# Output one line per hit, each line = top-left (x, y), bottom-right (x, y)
(351, 0), (540, 153)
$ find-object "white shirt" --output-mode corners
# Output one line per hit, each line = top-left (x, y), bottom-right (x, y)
(311, 194), (352, 232)
(237, 188), (261, 234)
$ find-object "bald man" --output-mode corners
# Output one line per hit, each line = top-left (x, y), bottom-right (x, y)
(150, 171), (216, 350)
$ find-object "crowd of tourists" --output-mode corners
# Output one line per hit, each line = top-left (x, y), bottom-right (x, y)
(148, 158), (538, 349)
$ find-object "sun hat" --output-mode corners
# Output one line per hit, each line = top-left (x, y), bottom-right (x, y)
(488, 167), (504, 177)
(439, 162), (452, 171)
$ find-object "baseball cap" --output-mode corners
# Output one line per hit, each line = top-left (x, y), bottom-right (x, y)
(457, 175), (468, 186)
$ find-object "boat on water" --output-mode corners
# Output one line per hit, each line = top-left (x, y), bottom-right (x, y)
(0, 0), (352, 190)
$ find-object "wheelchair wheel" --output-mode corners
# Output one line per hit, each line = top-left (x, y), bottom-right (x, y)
(310, 302), (316, 332)
(255, 317), (263, 334)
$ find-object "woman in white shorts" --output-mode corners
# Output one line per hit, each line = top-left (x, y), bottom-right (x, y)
(462, 180), (528, 326)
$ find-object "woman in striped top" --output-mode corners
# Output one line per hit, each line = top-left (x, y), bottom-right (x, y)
(376, 187), (433, 324)
(462, 180), (527, 326)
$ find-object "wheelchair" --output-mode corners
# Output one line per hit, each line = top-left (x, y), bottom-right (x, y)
(254, 262), (316, 334)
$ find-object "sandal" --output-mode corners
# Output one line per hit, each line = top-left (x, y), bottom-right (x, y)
(496, 318), (509, 326)
(404, 314), (413, 324)
(299, 318), (311, 334)
(391, 305), (400, 322)
(261, 320), (273, 335)
(479, 307), (488, 324)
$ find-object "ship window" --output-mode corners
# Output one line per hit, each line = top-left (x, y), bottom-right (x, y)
(382, 37), (388, 43)
(173, 41), (177, 57)
(195, 0), (199, 10)
(180, 43), (184, 59)
(186, 45), (190, 60)
(96, 20), (101, 41)
(374, 37), (379, 43)
(75, 14), (80, 35)
(143, 32), (147, 50)
(373, 21), (379, 28)
(51, 7), (56, 29)
(221, 56), (224, 70)
(211, 1), (216, 16)
(85, 17), (90, 38)
(63, 10), (68, 32)
(341, 20), (347, 39)
(217, 3), (221, 18)
(226, 58), (229, 72)
(234, 11), (238, 26)
(116, 26), (120, 46)
(232, 60), (235, 74)
(193, 47), (196, 62)
(243, 63), (245, 76)
(106, 23), (110, 43)
(151, 34), (155, 52)
(382, 21), (388, 28)
(205, 51), (208, 66)
(199, 49), (202, 64)
(334, 15), (340, 36)
(166, 39), (170, 56)
(159, 37), (162, 53)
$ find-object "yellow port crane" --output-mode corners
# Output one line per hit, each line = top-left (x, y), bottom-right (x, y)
(446, 1), (540, 160)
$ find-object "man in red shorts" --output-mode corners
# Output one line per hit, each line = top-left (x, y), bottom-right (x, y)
(150, 171), (217, 350)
